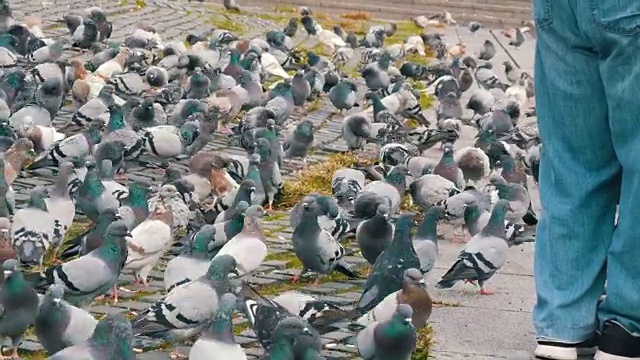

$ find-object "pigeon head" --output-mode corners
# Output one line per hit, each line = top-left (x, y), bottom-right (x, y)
(46, 284), (65, 305)
(2, 259), (18, 276)
(273, 316), (312, 341)
(249, 153), (261, 164)
(207, 254), (239, 278)
(395, 213), (417, 232)
(311, 194), (340, 219)
(376, 204), (389, 218)
(488, 173), (508, 186)
(393, 304), (414, 325)
(246, 205), (266, 219)
(158, 184), (181, 200)
(403, 268), (426, 288)
(239, 179), (256, 193)
(98, 207), (121, 224)
(106, 221), (132, 239)
(186, 34), (204, 46)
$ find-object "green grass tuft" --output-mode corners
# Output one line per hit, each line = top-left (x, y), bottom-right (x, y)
(208, 16), (246, 33)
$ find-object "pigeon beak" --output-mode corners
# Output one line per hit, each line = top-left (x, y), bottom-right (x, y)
(231, 269), (240, 277)
(405, 317), (413, 324)
(3, 270), (11, 277)
(53, 298), (61, 305)
(302, 327), (311, 334)
(126, 231), (133, 237)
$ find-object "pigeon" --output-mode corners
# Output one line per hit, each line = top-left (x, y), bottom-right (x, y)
(332, 168), (365, 211)
(489, 173), (531, 223)
(163, 224), (216, 291)
(289, 194), (342, 236)
(44, 161), (77, 260)
(355, 214), (420, 314)
(413, 205), (446, 273)
(214, 205), (267, 276)
(508, 27), (525, 48)
(0, 259), (39, 360)
(436, 199), (511, 294)
(117, 180), (151, 230)
(477, 40), (495, 60)
(357, 165), (409, 214)
(255, 137), (283, 211)
(357, 268), (431, 328)
(468, 21), (482, 34)
(329, 80), (359, 113)
(11, 187), (55, 268)
(76, 159), (126, 222)
(59, 208), (121, 260)
(433, 143), (465, 189)
(48, 313), (135, 360)
(147, 183), (190, 234)
(409, 173), (459, 212)
(223, 0), (241, 12)
(132, 255), (239, 359)
(188, 293), (247, 360)
(28, 119), (104, 170)
(283, 119), (314, 164)
(238, 282), (322, 353)
(356, 204), (393, 266)
(31, 221), (130, 307)
(356, 304), (417, 360)
(291, 197), (359, 283)
(209, 201), (250, 252)
(124, 203), (174, 288)
(35, 284), (99, 355)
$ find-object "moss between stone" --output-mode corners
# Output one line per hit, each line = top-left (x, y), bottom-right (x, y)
(275, 152), (375, 209)
(413, 326), (435, 360)
(207, 16), (246, 33)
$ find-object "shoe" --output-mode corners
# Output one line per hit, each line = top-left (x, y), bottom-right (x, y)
(534, 334), (599, 360)
(595, 320), (640, 359)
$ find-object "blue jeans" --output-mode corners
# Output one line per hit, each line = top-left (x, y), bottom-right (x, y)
(533, 0), (640, 343)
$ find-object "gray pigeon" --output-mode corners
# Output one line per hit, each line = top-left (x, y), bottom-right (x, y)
(238, 282), (322, 354)
(35, 77), (65, 119)
(358, 165), (409, 214)
(49, 313), (135, 360)
(342, 114), (371, 150)
(0, 259), (39, 360)
(209, 201), (250, 253)
(477, 40), (495, 60)
(35, 284), (99, 355)
(283, 119), (314, 164)
(356, 304), (417, 360)
(413, 205), (446, 273)
(355, 214), (420, 314)
(31, 221), (130, 307)
(223, 0), (241, 12)
(255, 138), (283, 211)
(435, 199), (511, 294)
(291, 70), (311, 106)
(509, 28), (525, 48)
(132, 255), (239, 359)
(489, 173), (531, 223)
(331, 168), (365, 211)
(356, 204), (393, 265)
(214, 205), (267, 276)
(188, 293), (247, 360)
(291, 197), (359, 283)
(163, 224), (217, 291)
(289, 194), (340, 231)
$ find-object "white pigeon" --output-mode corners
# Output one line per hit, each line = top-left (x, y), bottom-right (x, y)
(124, 204), (174, 287)
(214, 205), (267, 276)
(260, 52), (291, 79)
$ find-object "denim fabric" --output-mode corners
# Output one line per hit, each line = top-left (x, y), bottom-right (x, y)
(533, 0), (640, 343)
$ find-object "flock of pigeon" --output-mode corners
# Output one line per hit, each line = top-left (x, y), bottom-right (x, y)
(0, 0), (541, 359)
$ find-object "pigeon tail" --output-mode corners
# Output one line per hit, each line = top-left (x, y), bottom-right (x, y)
(335, 260), (360, 279)
(434, 278), (458, 289)
(26, 154), (55, 170)
(522, 208), (538, 226)
(59, 225), (94, 259)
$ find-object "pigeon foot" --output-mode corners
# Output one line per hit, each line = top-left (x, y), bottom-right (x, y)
(169, 348), (188, 359)
(479, 288), (494, 295)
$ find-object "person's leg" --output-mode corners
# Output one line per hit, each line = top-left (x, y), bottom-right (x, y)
(532, 0), (621, 358)
(589, 3), (640, 358)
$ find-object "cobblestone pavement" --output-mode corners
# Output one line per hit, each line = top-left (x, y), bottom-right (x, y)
(7, 1), (539, 359)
